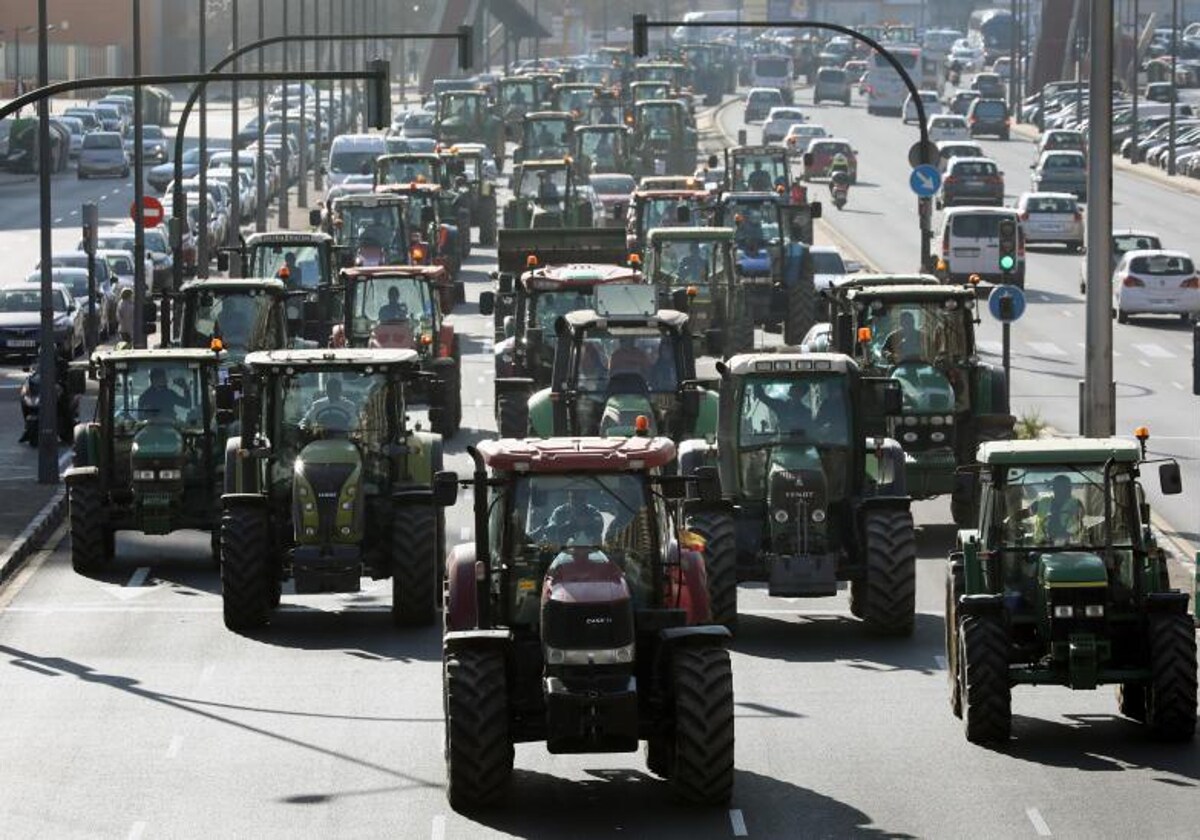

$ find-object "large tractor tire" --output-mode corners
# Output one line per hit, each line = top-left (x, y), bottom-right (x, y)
(858, 509), (917, 636)
(220, 504), (273, 632)
(478, 201), (498, 246)
(726, 306), (754, 357)
(950, 472), (978, 528)
(1117, 682), (1147, 723)
(392, 505), (438, 627)
(665, 646), (735, 804)
(430, 367), (462, 440)
(945, 562), (965, 718)
(1145, 611), (1197, 741)
(685, 512), (738, 631)
(496, 393), (529, 439)
(959, 613), (1012, 744)
(783, 277), (817, 346)
(444, 646), (513, 810)
(69, 478), (112, 574)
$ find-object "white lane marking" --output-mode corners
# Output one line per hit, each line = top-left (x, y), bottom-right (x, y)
(1137, 359), (1152, 368)
(53, 217), (63, 223)
(126, 567), (150, 588)
(977, 340), (1002, 355)
(1173, 381), (1185, 390)
(1134, 342), (1175, 359)
(1060, 309), (1073, 318)
(69, 209), (78, 216)
(1027, 341), (1066, 357)
(1026, 807), (1052, 836)
(934, 655), (947, 670)
(729, 809), (748, 837)
(166, 734), (184, 759)
(431, 814), (446, 840)
(127, 822), (147, 840)
(200, 663), (217, 682)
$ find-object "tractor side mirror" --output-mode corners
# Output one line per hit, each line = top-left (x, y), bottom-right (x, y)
(707, 153), (719, 168)
(214, 382), (237, 414)
(479, 291), (495, 316)
(1159, 462), (1182, 495)
(217, 250), (230, 272)
(694, 465), (722, 503)
(497, 272), (514, 294)
(66, 367), (87, 396)
(808, 201), (822, 220)
(433, 470), (459, 506)
(308, 208), (322, 228)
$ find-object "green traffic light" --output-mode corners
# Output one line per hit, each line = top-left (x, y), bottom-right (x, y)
(999, 255), (1016, 271)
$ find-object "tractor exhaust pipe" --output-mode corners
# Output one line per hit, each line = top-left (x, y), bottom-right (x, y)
(466, 445), (491, 629)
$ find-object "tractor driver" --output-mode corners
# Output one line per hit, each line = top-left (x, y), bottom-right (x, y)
(377, 286), (409, 322)
(882, 310), (924, 363)
(747, 161), (773, 192)
(537, 169), (561, 203)
(301, 376), (358, 432)
(675, 242), (706, 283)
(1031, 474), (1085, 545)
(138, 367), (190, 421)
(533, 488), (605, 546)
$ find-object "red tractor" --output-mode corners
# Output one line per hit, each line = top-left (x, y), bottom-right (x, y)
(442, 436), (735, 809)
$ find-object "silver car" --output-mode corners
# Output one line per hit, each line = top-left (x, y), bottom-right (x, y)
(1016, 192), (1084, 251)
(78, 131), (129, 179)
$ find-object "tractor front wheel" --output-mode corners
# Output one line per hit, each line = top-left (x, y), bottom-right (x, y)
(685, 512), (738, 631)
(445, 646), (513, 810)
(959, 613), (1012, 744)
(431, 367), (462, 440)
(783, 277), (817, 346)
(667, 646), (735, 804)
(220, 504), (273, 632)
(1146, 611), (1197, 741)
(391, 504), (438, 627)
(859, 509), (917, 636)
(69, 478), (112, 574)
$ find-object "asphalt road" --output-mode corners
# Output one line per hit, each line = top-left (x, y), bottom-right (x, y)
(0, 93), (1197, 839)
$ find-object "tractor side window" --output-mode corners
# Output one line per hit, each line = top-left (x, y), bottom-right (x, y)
(997, 466), (1133, 549)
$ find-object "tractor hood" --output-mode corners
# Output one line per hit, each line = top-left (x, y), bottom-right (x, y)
(131, 423), (185, 461)
(766, 446), (829, 535)
(292, 439), (364, 546)
(598, 392), (658, 438)
(540, 547), (635, 655)
(1037, 551), (1108, 588)
(891, 362), (956, 414)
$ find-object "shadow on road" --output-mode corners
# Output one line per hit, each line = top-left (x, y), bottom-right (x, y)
(242, 605), (443, 661)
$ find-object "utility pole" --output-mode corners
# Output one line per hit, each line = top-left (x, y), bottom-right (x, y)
(1083, 0), (1115, 437)
(133, 0), (147, 347)
(1168, 0), (1179, 175)
(1009, 0), (1018, 107)
(255, 0), (267, 232)
(228, 0), (242, 277)
(340, 1), (347, 133)
(280, 0), (291, 228)
(1131, 0), (1141, 161)
(198, 0), (210, 276)
(298, 0), (308, 212)
(35, 0), (56, 483)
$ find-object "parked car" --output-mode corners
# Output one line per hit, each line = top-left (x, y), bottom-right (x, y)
(77, 131), (130, 179)
(1031, 150), (1087, 199)
(903, 90), (944, 124)
(26, 267), (112, 339)
(967, 98), (1011, 139)
(928, 114), (970, 142)
(940, 156), (1005, 208)
(0, 283), (84, 361)
(762, 106), (808, 143)
(1016, 192), (1084, 251)
(813, 68), (851, 106)
(56, 116), (86, 159)
(1113, 249), (1200, 323)
(148, 147), (207, 192)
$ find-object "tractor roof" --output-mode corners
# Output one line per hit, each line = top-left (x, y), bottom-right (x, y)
(520, 158), (572, 171)
(563, 307), (688, 331)
(339, 265), (448, 282)
(479, 435), (676, 473)
(523, 264), (643, 287)
(722, 191), (784, 203)
(376, 182), (442, 196)
(244, 348), (420, 369)
(978, 438), (1142, 466)
(845, 283), (977, 302)
(525, 110), (573, 120)
(647, 226), (735, 243)
(91, 347), (226, 366)
(633, 188), (709, 199)
(245, 230), (332, 246)
(831, 273), (942, 293)
(637, 98), (686, 109)
(730, 145), (788, 157)
(441, 142), (489, 157)
(179, 278), (288, 295)
(639, 175), (704, 191)
(331, 193), (406, 208)
(378, 152), (440, 163)
(725, 351), (857, 376)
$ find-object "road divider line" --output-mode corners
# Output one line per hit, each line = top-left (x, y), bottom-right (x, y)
(166, 734), (183, 759)
(431, 814), (446, 840)
(729, 808), (748, 837)
(1027, 341), (1065, 357)
(126, 567), (150, 588)
(1134, 343), (1176, 359)
(1026, 807), (1052, 836)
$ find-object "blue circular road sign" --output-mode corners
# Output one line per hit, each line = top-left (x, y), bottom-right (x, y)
(988, 284), (1026, 323)
(909, 164), (942, 197)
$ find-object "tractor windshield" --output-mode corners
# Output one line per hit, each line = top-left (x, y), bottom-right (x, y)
(517, 167), (569, 200)
(730, 157), (788, 192)
(585, 102), (622, 125)
(273, 367), (396, 453)
(349, 276), (435, 346)
(728, 201), (782, 246)
(636, 104), (679, 134)
(991, 465), (1137, 550)
(500, 80), (535, 110)
(184, 289), (281, 363)
(523, 119), (572, 158)
(861, 299), (972, 367)
(334, 203), (405, 256)
(652, 239), (715, 288)
(633, 84), (671, 103)
(377, 157), (438, 186)
(248, 244), (323, 290)
(640, 197), (704, 234)
(574, 327), (679, 395)
(738, 376), (851, 449)
(112, 361), (207, 432)
(577, 130), (624, 170)
(440, 93), (481, 122)
(403, 195), (436, 230)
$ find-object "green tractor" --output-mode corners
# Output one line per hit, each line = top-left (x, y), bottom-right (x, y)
(643, 226), (750, 358)
(320, 192), (410, 265)
(503, 159), (594, 229)
(498, 76), (539, 141)
(946, 434), (1195, 744)
(442, 435), (734, 808)
(828, 282), (1015, 525)
(679, 43), (736, 104)
(219, 348), (456, 631)
(434, 89), (505, 171)
(65, 348), (234, 572)
(176, 278), (293, 366)
(440, 143), (500, 246)
(678, 351), (915, 633)
(526, 284), (718, 442)
(237, 231), (338, 343)
(630, 99), (698, 178)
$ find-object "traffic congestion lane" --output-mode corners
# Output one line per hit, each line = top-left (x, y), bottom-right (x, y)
(718, 94), (1200, 548)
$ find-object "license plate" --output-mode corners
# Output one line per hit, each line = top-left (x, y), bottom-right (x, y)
(953, 248), (980, 257)
(5, 339), (35, 348)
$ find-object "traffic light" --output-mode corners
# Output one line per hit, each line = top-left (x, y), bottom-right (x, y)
(997, 217), (1018, 273)
(633, 14), (649, 58)
(457, 25), (474, 71)
(366, 58), (391, 130)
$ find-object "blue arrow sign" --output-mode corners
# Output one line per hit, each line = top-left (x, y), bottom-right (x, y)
(909, 164), (942, 197)
(988, 284), (1026, 323)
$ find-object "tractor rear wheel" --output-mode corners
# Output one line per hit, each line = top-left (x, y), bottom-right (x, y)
(478, 202), (498, 246)
(959, 613), (1012, 744)
(392, 505), (438, 627)
(945, 563), (964, 718)
(783, 276), (817, 346)
(726, 306), (754, 356)
(859, 509), (917, 636)
(950, 473), (979, 527)
(1146, 611), (1197, 741)
(444, 646), (512, 810)
(496, 393), (528, 439)
(685, 512), (738, 631)
(1117, 682), (1147, 723)
(69, 478), (112, 574)
(220, 504), (273, 632)
(668, 646), (734, 804)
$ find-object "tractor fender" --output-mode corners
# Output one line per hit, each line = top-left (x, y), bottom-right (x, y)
(63, 465), (100, 485)
(658, 625), (731, 648)
(400, 431), (443, 484)
(666, 540), (712, 625)
(72, 422), (101, 468)
(223, 436), (244, 494)
(864, 436), (908, 496)
(444, 629), (513, 650)
(220, 492), (270, 509)
(1145, 591), (1190, 614)
(444, 544), (479, 632)
(958, 593), (1005, 617)
(781, 241), (810, 288)
(527, 388), (554, 437)
(392, 486), (436, 505)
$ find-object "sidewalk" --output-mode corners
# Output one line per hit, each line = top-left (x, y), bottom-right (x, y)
(0, 453), (69, 584)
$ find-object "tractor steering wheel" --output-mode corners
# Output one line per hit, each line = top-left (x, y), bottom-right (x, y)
(311, 404), (355, 436)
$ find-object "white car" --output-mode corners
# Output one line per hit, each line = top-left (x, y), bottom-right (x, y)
(809, 245), (851, 293)
(1016, 192), (1084, 251)
(903, 90), (944, 124)
(1112, 249), (1200, 323)
(928, 114), (970, 142)
(783, 123), (829, 154)
(762, 106), (808, 143)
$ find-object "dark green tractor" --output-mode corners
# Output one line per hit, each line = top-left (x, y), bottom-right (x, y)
(946, 434), (1195, 744)
(440, 143), (500, 246)
(219, 348), (456, 632)
(503, 160), (594, 229)
(65, 348), (234, 573)
(677, 351), (914, 633)
(630, 100), (697, 178)
(238, 231), (338, 343)
(434, 89), (505, 171)
(828, 283), (1015, 525)
(177, 278), (292, 366)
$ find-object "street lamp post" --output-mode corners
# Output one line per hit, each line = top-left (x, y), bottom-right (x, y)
(198, 0), (209, 276)
(280, 0), (290, 228)
(255, 0), (266, 232)
(298, 0), (308, 211)
(1131, 0), (1141, 162)
(1168, 0), (1179, 176)
(228, 0), (241, 275)
(35, 0), (56, 482)
(132, 0), (147, 348)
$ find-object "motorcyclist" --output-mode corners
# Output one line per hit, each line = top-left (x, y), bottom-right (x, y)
(829, 152), (851, 197)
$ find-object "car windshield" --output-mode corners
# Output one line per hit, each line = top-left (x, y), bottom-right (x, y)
(1113, 234), (1162, 254)
(1027, 196), (1077, 213)
(105, 253), (135, 275)
(274, 367), (396, 451)
(330, 150), (382, 175)
(574, 326), (679, 394)
(403, 113), (433, 129)
(96, 235), (136, 252)
(33, 272), (89, 299)
(811, 251), (847, 274)
(756, 58), (790, 76)
(862, 299), (971, 367)
(738, 375), (851, 449)
(1130, 254), (1195, 275)
(184, 289), (280, 360)
(143, 230), (168, 253)
(112, 361), (206, 432)
(350, 276), (435, 342)
(994, 465), (1136, 549)
(248, 243), (322, 289)
(0, 289), (48, 312)
(952, 160), (997, 176)
(589, 174), (635, 195)
(1044, 154), (1084, 169)
(85, 134), (122, 150)
(377, 157), (437, 185)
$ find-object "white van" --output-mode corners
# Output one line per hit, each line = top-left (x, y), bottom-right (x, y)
(325, 133), (387, 188)
(751, 54), (795, 104)
(939, 206), (1026, 287)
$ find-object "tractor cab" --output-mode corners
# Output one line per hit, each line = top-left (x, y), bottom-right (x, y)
(178, 278), (290, 366)
(498, 76), (539, 137)
(582, 90), (624, 126)
(514, 110), (576, 167)
(627, 188), (712, 254)
(644, 226), (744, 357)
(434, 89), (505, 170)
(634, 60), (691, 90)
(724, 146), (796, 195)
(439, 143), (500, 246)
(631, 99), (697, 177)
(326, 193), (410, 267)
(240, 231), (336, 343)
(550, 82), (602, 117)
(505, 159), (592, 229)
(571, 124), (632, 178)
(375, 152), (444, 189)
(375, 181), (463, 295)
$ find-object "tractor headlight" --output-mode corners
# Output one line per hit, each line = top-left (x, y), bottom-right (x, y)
(903, 415), (918, 427)
(133, 469), (156, 481)
(774, 509), (789, 523)
(342, 502), (353, 510)
(544, 643), (635, 666)
(811, 509), (826, 523)
(158, 468), (182, 481)
(930, 416), (945, 426)
(944, 415), (955, 425)
(903, 432), (918, 443)
(1083, 604), (1105, 618)
(1053, 605), (1074, 618)
(930, 432), (946, 443)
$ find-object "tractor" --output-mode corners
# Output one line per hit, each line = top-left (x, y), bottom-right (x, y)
(439, 143), (500, 246)
(827, 283), (1016, 525)
(503, 159), (594, 229)
(626, 187), (712, 256)
(630, 100), (697, 178)
(723, 146), (799, 196)
(677, 351), (915, 633)
(512, 110), (576, 169)
(375, 154), (471, 260)
(236, 230), (338, 343)
(526, 284), (718, 442)
(330, 266), (463, 438)
(177, 279), (293, 366)
(442, 435), (734, 808)
(643, 226), (749, 358)
(679, 43), (736, 104)
(945, 433), (1195, 744)
(375, 181), (464, 302)
(498, 76), (539, 140)
(434, 89), (505, 170)
(549, 81), (602, 115)
(572, 124), (633, 178)
(219, 348), (457, 631)
(320, 192), (411, 267)
(65, 348), (234, 572)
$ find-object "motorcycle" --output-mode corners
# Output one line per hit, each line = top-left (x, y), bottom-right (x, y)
(830, 171), (850, 211)
(19, 360), (79, 446)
